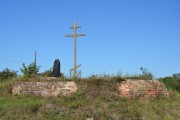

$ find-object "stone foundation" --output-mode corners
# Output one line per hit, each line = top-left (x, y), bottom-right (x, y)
(12, 80), (169, 98)
(118, 80), (169, 98)
(12, 81), (77, 96)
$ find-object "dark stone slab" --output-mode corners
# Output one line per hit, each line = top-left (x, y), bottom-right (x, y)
(53, 59), (61, 77)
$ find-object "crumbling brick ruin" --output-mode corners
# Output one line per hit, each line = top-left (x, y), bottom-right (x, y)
(12, 79), (169, 99)
(12, 81), (77, 96)
(118, 80), (169, 99)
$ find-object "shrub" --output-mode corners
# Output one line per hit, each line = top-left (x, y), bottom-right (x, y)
(39, 68), (65, 79)
(20, 63), (40, 78)
(159, 77), (180, 92)
(0, 68), (17, 82)
(39, 68), (53, 77)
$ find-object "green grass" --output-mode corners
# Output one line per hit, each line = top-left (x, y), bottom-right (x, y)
(0, 77), (179, 120)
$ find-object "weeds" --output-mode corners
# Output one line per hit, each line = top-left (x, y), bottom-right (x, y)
(159, 77), (180, 92)
(0, 77), (179, 120)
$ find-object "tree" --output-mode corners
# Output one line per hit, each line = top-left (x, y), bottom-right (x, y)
(159, 77), (180, 92)
(20, 63), (40, 78)
(0, 68), (17, 82)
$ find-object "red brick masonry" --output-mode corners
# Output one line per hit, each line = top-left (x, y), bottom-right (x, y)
(118, 80), (169, 98)
(12, 81), (77, 97)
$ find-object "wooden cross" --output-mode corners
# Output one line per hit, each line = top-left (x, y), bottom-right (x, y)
(65, 22), (86, 78)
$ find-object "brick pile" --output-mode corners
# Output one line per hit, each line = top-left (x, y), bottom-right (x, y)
(118, 80), (169, 98)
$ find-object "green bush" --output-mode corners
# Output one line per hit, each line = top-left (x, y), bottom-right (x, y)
(39, 68), (53, 77)
(0, 68), (17, 82)
(159, 77), (180, 92)
(38, 68), (65, 79)
(20, 63), (40, 78)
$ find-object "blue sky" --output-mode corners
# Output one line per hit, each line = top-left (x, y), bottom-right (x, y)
(0, 0), (180, 78)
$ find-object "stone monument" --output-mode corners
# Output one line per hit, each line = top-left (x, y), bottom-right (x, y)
(53, 59), (61, 77)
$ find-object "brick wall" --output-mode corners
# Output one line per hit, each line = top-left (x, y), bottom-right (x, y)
(118, 80), (169, 98)
(12, 81), (77, 97)
(12, 80), (169, 98)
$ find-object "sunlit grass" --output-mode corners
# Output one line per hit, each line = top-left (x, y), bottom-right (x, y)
(0, 77), (179, 120)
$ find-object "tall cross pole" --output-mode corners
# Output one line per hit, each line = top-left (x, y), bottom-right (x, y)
(65, 22), (86, 78)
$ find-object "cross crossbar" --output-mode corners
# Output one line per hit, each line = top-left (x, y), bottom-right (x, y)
(70, 26), (81, 29)
(65, 34), (86, 37)
(70, 64), (81, 72)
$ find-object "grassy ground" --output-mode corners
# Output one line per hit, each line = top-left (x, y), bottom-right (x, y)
(0, 78), (179, 120)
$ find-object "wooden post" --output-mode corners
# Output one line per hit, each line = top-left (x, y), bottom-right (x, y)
(35, 51), (37, 66)
(34, 51), (37, 77)
(74, 22), (77, 77)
